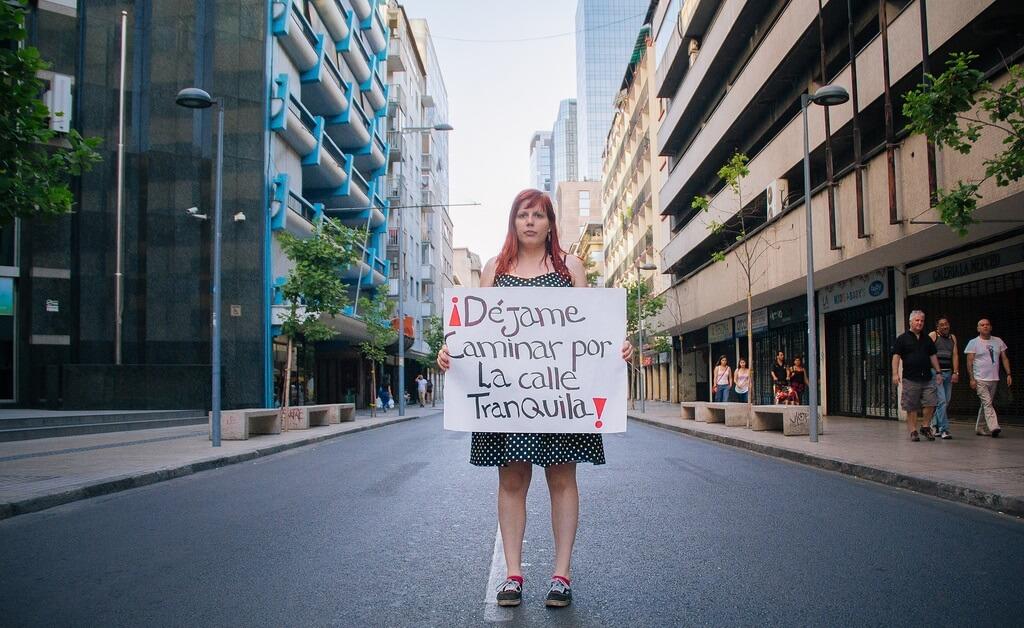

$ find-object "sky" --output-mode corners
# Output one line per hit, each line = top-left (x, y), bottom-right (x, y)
(397, 0), (579, 260)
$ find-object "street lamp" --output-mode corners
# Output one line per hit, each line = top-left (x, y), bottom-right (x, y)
(801, 84), (849, 443)
(176, 87), (224, 447)
(636, 262), (657, 414)
(394, 122), (453, 416)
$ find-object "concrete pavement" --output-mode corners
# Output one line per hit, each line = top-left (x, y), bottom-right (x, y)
(0, 404), (442, 520)
(629, 401), (1024, 517)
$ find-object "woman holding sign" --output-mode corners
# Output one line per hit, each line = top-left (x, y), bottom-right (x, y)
(437, 189), (632, 609)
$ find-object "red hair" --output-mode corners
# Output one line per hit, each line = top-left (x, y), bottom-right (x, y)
(494, 189), (572, 281)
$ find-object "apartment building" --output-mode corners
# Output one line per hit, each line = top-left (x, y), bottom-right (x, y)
(555, 181), (602, 251)
(11, 0), (394, 410)
(653, 0), (1024, 422)
(452, 248), (482, 289)
(383, 4), (452, 396)
(601, 3), (676, 402)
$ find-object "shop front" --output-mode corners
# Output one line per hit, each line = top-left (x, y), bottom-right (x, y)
(679, 327), (709, 402)
(708, 318), (734, 398)
(906, 234), (1024, 424)
(822, 269), (897, 419)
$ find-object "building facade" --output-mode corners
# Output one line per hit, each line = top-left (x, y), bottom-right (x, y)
(575, 0), (649, 181)
(12, 0), (414, 411)
(653, 0), (1024, 422)
(554, 181), (601, 252)
(551, 98), (579, 189)
(529, 131), (554, 195)
(601, 4), (675, 403)
(452, 248), (482, 288)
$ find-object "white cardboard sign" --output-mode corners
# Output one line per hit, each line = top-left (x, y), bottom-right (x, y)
(443, 287), (627, 433)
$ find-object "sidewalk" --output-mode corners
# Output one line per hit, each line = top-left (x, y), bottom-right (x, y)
(0, 404), (442, 520)
(629, 401), (1024, 517)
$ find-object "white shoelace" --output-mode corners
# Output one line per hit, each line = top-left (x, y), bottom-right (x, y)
(549, 579), (570, 595)
(497, 579), (522, 593)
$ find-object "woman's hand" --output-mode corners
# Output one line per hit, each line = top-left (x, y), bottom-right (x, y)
(437, 344), (451, 371)
(621, 340), (633, 363)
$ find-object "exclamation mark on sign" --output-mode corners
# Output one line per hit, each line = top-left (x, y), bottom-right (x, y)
(593, 397), (607, 429)
(449, 296), (462, 327)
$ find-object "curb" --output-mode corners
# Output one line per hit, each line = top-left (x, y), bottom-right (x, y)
(0, 412), (432, 521)
(629, 414), (1024, 518)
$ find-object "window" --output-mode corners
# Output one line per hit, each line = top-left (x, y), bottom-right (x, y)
(579, 190), (590, 209)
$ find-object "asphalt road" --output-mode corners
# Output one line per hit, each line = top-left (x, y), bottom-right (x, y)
(1, 414), (1022, 627)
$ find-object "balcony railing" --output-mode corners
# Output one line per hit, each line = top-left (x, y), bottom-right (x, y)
(311, 0), (351, 44)
(300, 49), (351, 118)
(272, 0), (320, 72)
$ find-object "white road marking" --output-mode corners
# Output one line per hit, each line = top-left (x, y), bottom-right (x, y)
(483, 526), (514, 622)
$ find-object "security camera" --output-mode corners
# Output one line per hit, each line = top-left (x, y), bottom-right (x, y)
(185, 206), (208, 220)
(233, 212), (246, 222)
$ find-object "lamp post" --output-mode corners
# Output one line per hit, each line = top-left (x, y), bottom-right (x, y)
(636, 262), (657, 413)
(801, 84), (849, 443)
(394, 122), (453, 416)
(176, 87), (224, 447)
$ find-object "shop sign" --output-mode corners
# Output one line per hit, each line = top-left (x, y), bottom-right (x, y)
(0, 278), (12, 316)
(734, 307), (768, 336)
(768, 296), (807, 328)
(708, 318), (733, 343)
(907, 240), (1024, 295)
(819, 269), (888, 313)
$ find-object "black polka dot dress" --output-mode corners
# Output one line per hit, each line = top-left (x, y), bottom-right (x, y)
(469, 271), (606, 468)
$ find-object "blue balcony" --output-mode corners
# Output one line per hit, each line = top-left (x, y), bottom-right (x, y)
(270, 75), (319, 159)
(360, 66), (388, 116)
(271, 0), (320, 73)
(324, 96), (371, 152)
(360, 0), (389, 55)
(350, 0), (372, 21)
(337, 17), (373, 84)
(340, 240), (389, 287)
(300, 44), (352, 118)
(352, 119), (388, 175)
(269, 173), (325, 236)
(311, 0), (351, 44)
(308, 157), (371, 210)
(303, 128), (352, 190)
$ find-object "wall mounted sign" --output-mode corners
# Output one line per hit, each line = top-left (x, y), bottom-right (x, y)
(708, 318), (734, 343)
(819, 269), (888, 313)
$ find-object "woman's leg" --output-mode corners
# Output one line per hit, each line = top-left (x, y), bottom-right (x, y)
(498, 462), (532, 577)
(545, 463), (579, 579)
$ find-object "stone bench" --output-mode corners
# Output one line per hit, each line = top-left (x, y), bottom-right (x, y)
(283, 403), (357, 430)
(681, 401), (750, 426)
(751, 405), (824, 436)
(680, 401), (703, 421)
(213, 408), (281, 440)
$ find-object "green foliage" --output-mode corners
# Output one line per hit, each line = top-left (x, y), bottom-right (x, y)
(624, 278), (666, 338)
(277, 218), (365, 343)
(0, 0), (102, 224)
(357, 285), (398, 366)
(903, 52), (1024, 236)
(416, 315), (444, 369)
(719, 152), (750, 197)
(650, 335), (672, 354)
(582, 254), (600, 287)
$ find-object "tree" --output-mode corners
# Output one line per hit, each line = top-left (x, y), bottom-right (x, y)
(903, 52), (1024, 236)
(0, 0), (101, 224)
(582, 255), (600, 287)
(277, 217), (365, 407)
(357, 286), (397, 417)
(415, 314), (444, 370)
(624, 277), (666, 406)
(693, 152), (790, 409)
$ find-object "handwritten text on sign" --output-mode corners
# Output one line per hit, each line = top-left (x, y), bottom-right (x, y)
(443, 287), (627, 433)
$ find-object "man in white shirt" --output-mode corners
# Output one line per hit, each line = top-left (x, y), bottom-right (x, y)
(416, 374), (428, 407)
(964, 319), (1013, 437)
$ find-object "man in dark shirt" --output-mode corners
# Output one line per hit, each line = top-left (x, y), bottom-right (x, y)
(891, 310), (943, 441)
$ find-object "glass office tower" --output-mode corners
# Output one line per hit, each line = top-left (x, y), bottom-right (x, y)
(551, 98), (578, 188)
(575, 0), (647, 180)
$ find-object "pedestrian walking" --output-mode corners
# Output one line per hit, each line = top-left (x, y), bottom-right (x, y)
(426, 378), (434, 406)
(415, 374), (427, 407)
(964, 319), (1012, 437)
(789, 357), (807, 404)
(928, 316), (958, 439)
(712, 356), (732, 402)
(891, 310), (943, 441)
(378, 382), (392, 414)
(437, 188), (633, 609)
(733, 358), (751, 402)
(771, 352), (798, 404)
